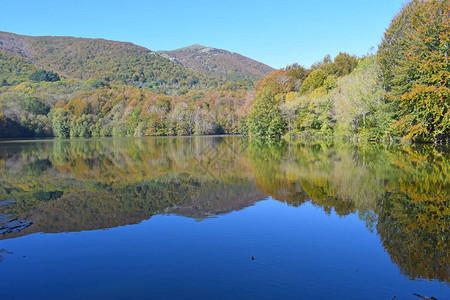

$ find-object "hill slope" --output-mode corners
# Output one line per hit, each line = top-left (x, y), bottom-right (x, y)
(0, 31), (259, 139)
(0, 31), (220, 91)
(158, 44), (274, 82)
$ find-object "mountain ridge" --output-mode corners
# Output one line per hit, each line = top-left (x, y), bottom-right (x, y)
(0, 30), (216, 91)
(0, 31), (273, 86)
(157, 44), (274, 82)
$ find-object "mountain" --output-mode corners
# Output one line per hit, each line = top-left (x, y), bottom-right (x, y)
(0, 32), (273, 91)
(157, 44), (275, 82)
(0, 31), (261, 139)
(0, 31), (221, 91)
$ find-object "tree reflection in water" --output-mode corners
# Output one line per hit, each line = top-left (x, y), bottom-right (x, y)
(0, 137), (448, 282)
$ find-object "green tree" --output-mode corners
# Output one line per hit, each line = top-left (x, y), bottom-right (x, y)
(299, 69), (327, 94)
(331, 55), (388, 138)
(29, 70), (60, 82)
(50, 108), (70, 138)
(23, 97), (51, 116)
(247, 84), (285, 138)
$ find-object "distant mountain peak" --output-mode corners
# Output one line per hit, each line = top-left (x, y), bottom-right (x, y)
(176, 44), (208, 51)
(158, 45), (274, 82)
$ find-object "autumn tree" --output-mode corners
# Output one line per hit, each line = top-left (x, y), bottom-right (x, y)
(332, 52), (358, 77)
(284, 63), (311, 90)
(378, 0), (450, 142)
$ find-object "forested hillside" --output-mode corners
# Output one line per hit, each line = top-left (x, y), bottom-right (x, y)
(0, 32), (255, 138)
(0, 0), (448, 142)
(0, 31), (221, 91)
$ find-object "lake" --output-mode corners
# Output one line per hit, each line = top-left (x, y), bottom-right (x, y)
(0, 136), (448, 299)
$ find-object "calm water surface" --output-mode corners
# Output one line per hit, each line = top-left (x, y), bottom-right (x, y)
(0, 136), (448, 299)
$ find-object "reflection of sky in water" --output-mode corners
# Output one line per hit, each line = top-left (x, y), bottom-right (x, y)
(0, 200), (448, 300)
(0, 137), (448, 299)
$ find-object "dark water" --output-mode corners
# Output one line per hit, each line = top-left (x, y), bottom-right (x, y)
(0, 136), (448, 300)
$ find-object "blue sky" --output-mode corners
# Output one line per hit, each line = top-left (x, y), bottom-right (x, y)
(0, 0), (405, 69)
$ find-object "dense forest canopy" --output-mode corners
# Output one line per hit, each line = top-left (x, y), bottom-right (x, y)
(0, 0), (449, 143)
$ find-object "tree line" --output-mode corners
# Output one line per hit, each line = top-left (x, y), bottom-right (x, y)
(247, 0), (450, 143)
(0, 0), (448, 143)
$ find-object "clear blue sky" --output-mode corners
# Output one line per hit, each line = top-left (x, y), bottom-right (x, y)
(0, 0), (405, 69)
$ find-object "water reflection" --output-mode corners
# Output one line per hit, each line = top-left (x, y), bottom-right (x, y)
(0, 136), (448, 283)
(245, 140), (449, 283)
